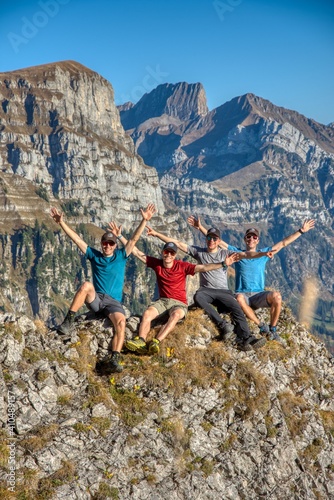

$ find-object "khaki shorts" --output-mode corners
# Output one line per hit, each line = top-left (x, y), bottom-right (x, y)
(150, 298), (188, 319)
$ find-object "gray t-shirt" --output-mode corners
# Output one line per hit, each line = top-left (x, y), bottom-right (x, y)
(187, 245), (229, 289)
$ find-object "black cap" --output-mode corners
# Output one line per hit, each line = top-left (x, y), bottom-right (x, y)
(245, 228), (259, 237)
(162, 242), (177, 254)
(101, 232), (117, 243)
(207, 227), (220, 238)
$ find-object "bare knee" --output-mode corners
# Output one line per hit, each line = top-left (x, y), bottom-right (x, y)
(169, 309), (184, 323)
(79, 281), (94, 294)
(235, 294), (246, 306)
(271, 291), (282, 305)
(109, 314), (126, 332)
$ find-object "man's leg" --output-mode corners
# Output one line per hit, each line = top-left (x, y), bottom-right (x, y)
(195, 288), (234, 339)
(57, 282), (95, 334)
(267, 291), (282, 327)
(125, 306), (159, 353)
(235, 293), (261, 326)
(194, 288), (225, 325)
(108, 311), (126, 353)
(155, 308), (185, 342)
(139, 306), (160, 340)
(147, 307), (185, 355)
(217, 290), (251, 340)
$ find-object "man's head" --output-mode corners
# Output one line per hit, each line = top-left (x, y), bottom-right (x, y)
(244, 228), (260, 248)
(162, 242), (177, 267)
(101, 232), (117, 256)
(206, 227), (220, 252)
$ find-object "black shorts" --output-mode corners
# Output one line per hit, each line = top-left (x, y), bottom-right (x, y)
(86, 293), (125, 316)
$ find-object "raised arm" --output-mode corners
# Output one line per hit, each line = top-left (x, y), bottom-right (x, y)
(146, 226), (189, 254)
(124, 203), (156, 256)
(187, 215), (229, 250)
(107, 204), (155, 261)
(50, 207), (87, 254)
(194, 252), (240, 273)
(237, 249), (276, 260)
(271, 219), (315, 253)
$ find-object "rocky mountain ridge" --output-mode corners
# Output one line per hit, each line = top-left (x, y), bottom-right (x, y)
(118, 82), (334, 347)
(1, 305), (334, 499)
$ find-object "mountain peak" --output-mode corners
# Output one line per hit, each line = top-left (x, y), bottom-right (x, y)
(119, 82), (208, 129)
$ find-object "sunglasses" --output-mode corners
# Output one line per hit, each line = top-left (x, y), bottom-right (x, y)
(245, 234), (258, 240)
(102, 241), (116, 247)
(206, 235), (218, 241)
(163, 250), (176, 256)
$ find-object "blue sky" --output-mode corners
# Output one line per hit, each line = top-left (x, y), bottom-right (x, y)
(0, 0), (333, 124)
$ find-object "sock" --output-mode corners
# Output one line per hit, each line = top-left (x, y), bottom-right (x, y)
(112, 351), (120, 356)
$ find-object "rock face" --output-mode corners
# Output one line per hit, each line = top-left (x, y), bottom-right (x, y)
(119, 86), (334, 346)
(1, 306), (334, 499)
(0, 61), (184, 323)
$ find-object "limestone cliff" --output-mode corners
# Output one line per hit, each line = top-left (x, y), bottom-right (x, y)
(0, 61), (183, 323)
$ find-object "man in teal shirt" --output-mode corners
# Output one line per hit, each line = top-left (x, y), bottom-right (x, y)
(50, 203), (155, 372)
(188, 216), (315, 341)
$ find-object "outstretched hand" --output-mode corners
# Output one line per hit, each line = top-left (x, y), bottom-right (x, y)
(146, 225), (157, 237)
(141, 203), (156, 221)
(108, 221), (122, 238)
(187, 215), (200, 229)
(301, 219), (315, 233)
(50, 207), (63, 224)
(225, 252), (240, 266)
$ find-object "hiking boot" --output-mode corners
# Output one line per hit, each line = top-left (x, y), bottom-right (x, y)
(259, 322), (270, 335)
(125, 336), (148, 354)
(237, 335), (266, 351)
(148, 338), (160, 355)
(109, 353), (123, 373)
(218, 322), (235, 341)
(268, 327), (285, 345)
(57, 314), (75, 336)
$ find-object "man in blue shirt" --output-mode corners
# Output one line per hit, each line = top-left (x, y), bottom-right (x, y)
(188, 216), (315, 341)
(50, 203), (155, 372)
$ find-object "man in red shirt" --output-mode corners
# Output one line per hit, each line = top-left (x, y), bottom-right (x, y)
(123, 241), (240, 355)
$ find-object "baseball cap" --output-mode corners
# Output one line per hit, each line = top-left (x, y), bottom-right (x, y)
(162, 242), (177, 254)
(207, 227), (220, 238)
(245, 228), (260, 237)
(101, 232), (117, 243)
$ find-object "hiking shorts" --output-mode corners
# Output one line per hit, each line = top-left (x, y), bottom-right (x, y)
(238, 291), (271, 310)
(150, 298), (188, 319)
(86, 293), (125, 316)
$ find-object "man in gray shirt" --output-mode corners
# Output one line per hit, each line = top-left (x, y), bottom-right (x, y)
(145, 226), (270, 351)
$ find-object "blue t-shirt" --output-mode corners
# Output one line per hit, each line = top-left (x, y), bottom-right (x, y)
(85, 246), (129, 302)
(228, 244), (272, 293)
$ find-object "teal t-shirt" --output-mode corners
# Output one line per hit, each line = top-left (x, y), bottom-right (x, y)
(228, 244), (272, 293)
(85, 246), (129, 302)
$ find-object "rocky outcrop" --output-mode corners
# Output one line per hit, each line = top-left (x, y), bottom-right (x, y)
(1, 306), (334, 499)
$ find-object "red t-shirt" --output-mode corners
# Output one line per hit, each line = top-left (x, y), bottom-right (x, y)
(146, 256), (196, 305)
